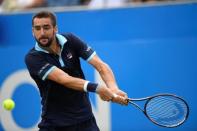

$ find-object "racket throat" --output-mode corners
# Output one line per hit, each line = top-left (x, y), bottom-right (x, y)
(129, 101), (144, 112)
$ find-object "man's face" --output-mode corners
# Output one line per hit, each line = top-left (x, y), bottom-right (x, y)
(32, 17), (57, 47)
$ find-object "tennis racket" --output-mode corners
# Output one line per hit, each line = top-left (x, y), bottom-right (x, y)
(127, 93), (189, 128)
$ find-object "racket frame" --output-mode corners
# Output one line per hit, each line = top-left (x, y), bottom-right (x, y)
(128, 93), (189, 128)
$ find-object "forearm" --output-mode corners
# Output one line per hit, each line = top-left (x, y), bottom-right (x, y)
(47, 66), (102, 93)
(60, 75), (87, 91)
(47, 67), (115, 101)
(98, 63), (128, 104)
(88, 55), (119, 90)
(47, 67), (86, 91)
(97, 63), (119, 90)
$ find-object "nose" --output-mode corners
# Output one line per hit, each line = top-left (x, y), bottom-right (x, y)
(40, 28), (45, 35)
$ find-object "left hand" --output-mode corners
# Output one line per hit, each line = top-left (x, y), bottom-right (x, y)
(110, 88), (128, 105)
(111, 93), (128, 105)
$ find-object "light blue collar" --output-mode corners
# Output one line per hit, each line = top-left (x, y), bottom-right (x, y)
(35, 34), (67, 53)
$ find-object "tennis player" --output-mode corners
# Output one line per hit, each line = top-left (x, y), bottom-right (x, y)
(25, 11), (128, 131)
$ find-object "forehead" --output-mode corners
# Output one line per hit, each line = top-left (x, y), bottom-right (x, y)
(33, 17), (52, 26)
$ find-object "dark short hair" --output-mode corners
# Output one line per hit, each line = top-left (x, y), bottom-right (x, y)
(32, 11), (57, 27)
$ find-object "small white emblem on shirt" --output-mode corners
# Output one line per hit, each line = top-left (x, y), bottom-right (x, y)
(67, 52), (72, 59)
(86, 46), (91, 52)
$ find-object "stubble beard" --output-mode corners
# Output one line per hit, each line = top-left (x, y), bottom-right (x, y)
(35, 31), (55, 48)
(35, 36), (53, 48)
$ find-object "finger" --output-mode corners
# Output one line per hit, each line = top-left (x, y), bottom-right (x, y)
(116, 90), (127, 97)
(113, 93), (118, 98)
(112, 95), (123, 104)
(104, 94), (114, 101)
(119, 96), (128, 105)
(123, 97), (129, 105)
(111, 93), (118, 102)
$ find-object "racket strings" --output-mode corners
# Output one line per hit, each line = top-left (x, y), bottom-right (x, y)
(145, 96), (188, 127)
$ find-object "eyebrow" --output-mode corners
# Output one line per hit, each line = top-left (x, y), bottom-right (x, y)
(33, 24), (51, 27)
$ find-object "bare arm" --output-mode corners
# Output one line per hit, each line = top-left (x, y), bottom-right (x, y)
(88, 55), (128, 105)
(46, 66), (114, 101)
(88, 55), (118, 90)
(47, 66), (86, 91)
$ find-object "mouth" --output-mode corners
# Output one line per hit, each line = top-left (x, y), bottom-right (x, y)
(39, 38), (49, 44)
(35, 36), (52, 47)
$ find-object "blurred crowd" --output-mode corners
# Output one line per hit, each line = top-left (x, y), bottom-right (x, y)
(0, 0), (191, 13)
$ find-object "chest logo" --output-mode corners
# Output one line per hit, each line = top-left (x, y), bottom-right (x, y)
(86, 46), (91, 52)
(66, 52), (73, 59)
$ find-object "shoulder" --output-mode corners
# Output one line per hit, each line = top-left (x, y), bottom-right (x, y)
(61, 33), (81, 42)
(61, 32), (75, 37)
(25, 47), (42, 58)
(25, 48), (45, 63)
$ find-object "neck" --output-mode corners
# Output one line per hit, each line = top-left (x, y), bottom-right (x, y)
(41, 37), (60, 55)
(50, 38), (60, 55)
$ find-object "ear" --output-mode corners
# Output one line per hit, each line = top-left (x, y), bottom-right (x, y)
(32, 27), (35, 36)
(55, 26), (58, 33)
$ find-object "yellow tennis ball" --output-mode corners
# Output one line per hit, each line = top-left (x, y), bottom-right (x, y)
(3, 99), (15, 111)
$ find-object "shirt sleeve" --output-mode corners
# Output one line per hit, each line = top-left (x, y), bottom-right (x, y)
(65, 33), (96, 62)
(25, 52), (56, 81)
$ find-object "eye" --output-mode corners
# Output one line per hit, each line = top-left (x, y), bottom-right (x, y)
(43, 25), (51, 30)
(33, 25), (52, 31)
(34, 26), (41, 31)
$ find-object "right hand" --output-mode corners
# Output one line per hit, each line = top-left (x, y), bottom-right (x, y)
(96, 85), (114, 101)
(111, 94), (128, 105)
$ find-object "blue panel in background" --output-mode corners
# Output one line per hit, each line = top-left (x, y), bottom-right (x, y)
(12, 83), (41, 128)
(0, 2), (196, 131)
(0, 124), (3, 131)
(91, 37), (197, 131)
(0, 2), (196, 45)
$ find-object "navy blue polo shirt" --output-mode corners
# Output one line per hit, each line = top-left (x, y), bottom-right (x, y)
(25, 33), (96, 127)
